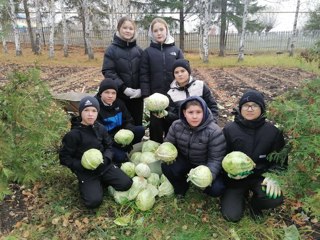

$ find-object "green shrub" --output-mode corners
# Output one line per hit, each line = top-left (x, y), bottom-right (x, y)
(268, 78), (320, 216)
(0, 68), (69, 199)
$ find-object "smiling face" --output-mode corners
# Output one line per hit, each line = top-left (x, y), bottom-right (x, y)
(152, 22), (167, 44)
(174, 66), (189, 87)
(119, 20), (135, 40)
(101, 89), (117, 105)
(240, 102), (262, 121)
(81, 106), (98, 125)
(183, 104), (204, 128)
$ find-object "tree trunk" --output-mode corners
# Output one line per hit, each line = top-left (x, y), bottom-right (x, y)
(202, 0), (210, 63)
(9, 0), (22, 56)
(35, 0), (42, 54)
(48, 0), (55, 58)
(219, 0), (227, 57)
(179, 0), (184, 51)
(238, 0), (249, 62)
(60, 0), (68, 57)
(289, 0), (300, 57)
(23, 0), (36, 53)
(83, 0), (94, 59)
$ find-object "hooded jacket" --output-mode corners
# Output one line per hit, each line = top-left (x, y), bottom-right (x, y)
(101, 33), (143, 99)
(164, 96), (226, 179)
(223, 108), (287, 178)
(166, 76), (219, 123)
(59, 117), (113, 180)
(140, 27), (184, 97)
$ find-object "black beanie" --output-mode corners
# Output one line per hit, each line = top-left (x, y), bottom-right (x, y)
(98, 78), (118, 96)
(79, 96), (100, 114)
(172, 59), (191, 76)
(239, 90), (266, 112)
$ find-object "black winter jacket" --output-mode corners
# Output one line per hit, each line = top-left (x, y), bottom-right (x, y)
(59, 118), (113, 180)
(223, 109), (287, 179)
(165, 96), (226, 179)
(140, 41), (184, 97)
(101, 33), (143, 99)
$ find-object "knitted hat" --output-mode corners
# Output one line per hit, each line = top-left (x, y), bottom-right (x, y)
(239, 90), (266, 112)
(172, 59), (191, 76)
(79, 96), (100, 114)
(98, 78), (118, 96)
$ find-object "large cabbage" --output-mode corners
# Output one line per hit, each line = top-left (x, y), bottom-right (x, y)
(114, 129), (134, 146)
(142, 140), (161, 153)
(147, 173), (160, 186)
(120, 162), (136, 178)
(128, 176), (148, 200)
(187, 165), (213, 188)
(222, 151), (256, 177)
(144, 93), (169, 112)
(158, 175), (174, 197)
(135, 189), (155, 211)
(135, 163), (151, 178)
(81, 148), (104, 170)
(155, 142), (178, 164)
(130, 152), (142, 165)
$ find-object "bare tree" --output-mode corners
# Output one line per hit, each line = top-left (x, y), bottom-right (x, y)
(59, 0), (68, 57)
(257, 6), (278, 33)
(199, 0), (211, 63)
(83, 0), (94, 59)
(8, 0), (22, 56)
(238, 0), (249, 62)
(48, 0), (55, 58)
(289, 0), (301, 57)
(34, 0), (42, 54)
(219, 0), (227, 57)
(23, 0), (36, 52)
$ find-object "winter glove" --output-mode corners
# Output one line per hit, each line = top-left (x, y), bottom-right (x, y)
(123, 87), (136, 97)
(152, 110), (168, 118)
(261, 177), (282, 199)
(130, 89), (141, 99)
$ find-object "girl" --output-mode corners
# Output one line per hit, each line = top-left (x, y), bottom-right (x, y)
(102, 16), (143, 125)
(140, 18), (184, 143)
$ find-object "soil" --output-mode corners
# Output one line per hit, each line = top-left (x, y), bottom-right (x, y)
(0, 63), (319, 237)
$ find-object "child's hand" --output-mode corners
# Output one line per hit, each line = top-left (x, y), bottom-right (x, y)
(130, 89), (141, 99)
(123, 87), (136, 97)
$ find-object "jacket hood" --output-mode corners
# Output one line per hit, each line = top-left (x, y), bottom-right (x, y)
(148, 24), (175, 45)
(179, 96), (210, 127)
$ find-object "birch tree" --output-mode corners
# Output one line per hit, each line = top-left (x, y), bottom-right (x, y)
(83, 0), (94, 59)
(59, 0), (68, 57)
(0, 0), (10, 54)
(219, 0), (227, 57)
(8, 0), (22, 56)
(34, 0), (42, 54)
(48, 0), (55, 58)
(289, 0), (300, 57)
(23, 0), (36, 53)
(238, 0), (249, 62)
(198, 0), (211, 63)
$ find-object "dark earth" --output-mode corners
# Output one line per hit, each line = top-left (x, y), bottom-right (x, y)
(0, 64), (319, 238)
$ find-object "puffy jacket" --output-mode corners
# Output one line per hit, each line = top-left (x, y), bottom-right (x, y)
(140, 31), (184, 97)
(166, 76), (219, 123)
(101, 33), (143, 100)
(165, 96), (226, 179)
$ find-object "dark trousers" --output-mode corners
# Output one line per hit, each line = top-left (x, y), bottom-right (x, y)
(78, 165), (132, 209)
(220, 177), (284, 222)
(113, 125), (145, 164)
(124, 98), (144, 126)
(161, 156), (225, 197)
(149, 115), (170, 143)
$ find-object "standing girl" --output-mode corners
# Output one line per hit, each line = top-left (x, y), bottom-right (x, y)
(102, 16), (143, 125)
(140, 17), (184, 143)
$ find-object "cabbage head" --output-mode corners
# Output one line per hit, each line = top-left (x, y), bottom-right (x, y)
(113, 189), (130, 204)
(130, 152), (142, 165)
(114, 129), (134, 146)
(158, 175), (174, 197)
(187, 165), (213, 188)
(222, 151), (256, 176)
(142, 140), (161, 153)
(135, 189), (155, 211)
(120, 162), (136, 178)
(144, 93), (169, 112)
(128, 176), (148, 200)
(140, 152), (157, 164)
(135, 163), (151, 178)
(147, 173), (160, 186)
(81, 148), (104, 170)
(155, 142), (178, 164)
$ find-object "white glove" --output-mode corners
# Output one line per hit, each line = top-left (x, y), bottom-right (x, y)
(152, 110), (168, 118)
(123, 87), (136, 97)
(261, 177), (282, 199)
(130, 89), (141, 99)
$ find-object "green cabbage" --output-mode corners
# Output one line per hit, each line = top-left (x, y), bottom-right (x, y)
(130, 152), (142, 165)
(147, 173), (160, 186)
(142, 140), (161, 153)
(135, 163), (151, 178)
(155, 142), (178, 164)
(135, 188), (155, 211)
(144, 93), (169, 112)
(120, 162), (136, 178)
(140, 152), (157, 164)
(113, 190), (130, 205)
(128, 176), (148, 200)
(114, 129), (134, 146)
(81, 148), (104, 170)
(222, 151), (256, 176)
(158, 175), (174, 197)
(187, 165), (213, 188)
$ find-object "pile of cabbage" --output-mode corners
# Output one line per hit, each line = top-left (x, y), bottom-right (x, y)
(108, 140), (178, 211)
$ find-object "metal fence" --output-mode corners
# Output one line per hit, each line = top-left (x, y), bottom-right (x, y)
(10, 28), (320, 53)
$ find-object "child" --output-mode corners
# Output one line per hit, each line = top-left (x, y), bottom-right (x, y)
(154, 59), (219, 134)
(221, 90), (287, 222)
(59, 96), (132, 209)
(140, 17), (184, 143)
(101, 16), (143, 125)
(95, 78), (145, 165)
(161, 96), (226, 198)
